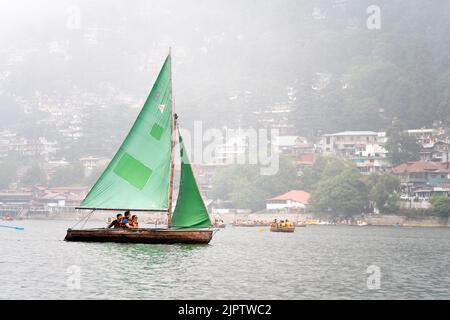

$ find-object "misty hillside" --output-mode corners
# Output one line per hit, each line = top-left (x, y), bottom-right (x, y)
(1, 0), (450, 155)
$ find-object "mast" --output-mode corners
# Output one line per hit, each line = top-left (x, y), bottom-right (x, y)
(167, 48), (176, 227)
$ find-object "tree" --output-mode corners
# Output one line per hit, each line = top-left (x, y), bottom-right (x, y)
(0, 158), (18, 189)
(300, 156), (355, 192)
(50, 162), (85, 187)
(385, 124), (421, 166)
(429, 196), (450, 220)
(84, 165), (106, 186)
(211, 155), (301, 211)
(309, 168), (369, 217)
(0, 95), (21, 130)
(21, 164), (47, 186)
(365, 173), (400, 213)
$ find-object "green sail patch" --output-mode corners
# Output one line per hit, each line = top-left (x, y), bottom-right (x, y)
(113, 153), (152, 190)
(172, 133), (212, 229)
(150, 123), (164, 140)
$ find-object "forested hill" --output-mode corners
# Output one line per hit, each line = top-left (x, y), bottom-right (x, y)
(1, 0), (449, 143)
(291, 0), (450, 136)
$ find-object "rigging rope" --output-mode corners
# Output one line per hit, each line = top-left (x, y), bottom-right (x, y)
(71, 209), (95, 229)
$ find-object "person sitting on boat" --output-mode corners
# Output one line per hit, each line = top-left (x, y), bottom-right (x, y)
(108, 213), (123, 229)
(271, 219), (278, 228)
(129, 215), (139, 228)
(121, 211), (132, 228)
(285, 219), (291, 228)
(128, 216), (134, 227)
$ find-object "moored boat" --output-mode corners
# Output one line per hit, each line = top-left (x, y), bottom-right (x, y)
(65, 52), (216, 245)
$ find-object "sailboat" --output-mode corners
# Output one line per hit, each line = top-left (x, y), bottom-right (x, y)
(65, 53), (215, 244)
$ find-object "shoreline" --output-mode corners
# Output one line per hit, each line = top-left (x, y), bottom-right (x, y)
(6, 217), (450, 228)
(3, 211), (448, 228)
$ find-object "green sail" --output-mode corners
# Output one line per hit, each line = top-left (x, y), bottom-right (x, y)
(171, 133), (212, 229)
(80, 55), (172, 210)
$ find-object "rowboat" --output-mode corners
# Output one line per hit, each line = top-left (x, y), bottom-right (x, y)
(270, 226), (296, 233)
(65, 51), (215, 245)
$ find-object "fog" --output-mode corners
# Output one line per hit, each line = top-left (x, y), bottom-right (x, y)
(1, 0), (449, 166)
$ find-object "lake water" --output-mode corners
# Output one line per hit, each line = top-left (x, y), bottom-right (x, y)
(0, 220), (449, 299)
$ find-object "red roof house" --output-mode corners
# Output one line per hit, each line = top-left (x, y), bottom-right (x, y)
(392, 160), (450, 189)
(266, 190), (310, 212)
(392, 160), (450, 174)
(296, 153), (316, 166)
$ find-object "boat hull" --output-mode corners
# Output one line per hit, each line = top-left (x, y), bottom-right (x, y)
(270, 227), (296, 233)
(65, 228), (214, 244)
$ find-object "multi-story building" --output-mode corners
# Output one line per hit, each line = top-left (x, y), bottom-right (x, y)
(0, 191), (33, 217)
(392, 160), (450, 194)
(320, 131), (379, 156)
(253, 102), (294, 135)
(213, 136), (248, 165)
(407, 129), (441, 145)
(353, 157), (391, 175)
(412, 186), (450, 200)
(0, 139), (9, 158)
(272, 136), (314, 157)
(319, 131), (390, 174)
(9, 138), (44, 157)
(272, 135), (316, 174)
(420, 140), (450, 163)
(79, 156), (110, 177)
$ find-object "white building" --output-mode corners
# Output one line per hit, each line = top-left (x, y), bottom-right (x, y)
(266, 190), (310, 212)
(320, 131), (379, 156)
(319, 131), (391, 174)
(79, 156), (110, 177)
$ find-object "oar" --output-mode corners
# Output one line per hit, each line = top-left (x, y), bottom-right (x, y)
(0, 225), (24, 231)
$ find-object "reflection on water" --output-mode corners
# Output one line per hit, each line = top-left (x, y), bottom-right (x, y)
(0, 220), (449, 299)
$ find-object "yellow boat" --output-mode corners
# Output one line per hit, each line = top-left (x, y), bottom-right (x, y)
(270, 225), (295, 233)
